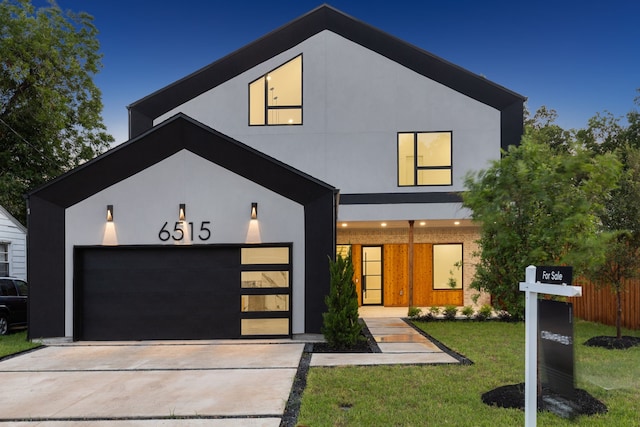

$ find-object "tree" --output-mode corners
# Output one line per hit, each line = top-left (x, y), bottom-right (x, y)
(524, 105), (574, 152)
(463, 134), (620, 319)
(321, 251), (362, 349)
(578, 93), (640, 338)
(0, 0), (113, 224)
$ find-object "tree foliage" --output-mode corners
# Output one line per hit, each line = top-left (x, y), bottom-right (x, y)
(0, 0), (113, 223)
(463, 133), (620, 319)
(577, 93), (640, 338)
(322, 251), (362, 349)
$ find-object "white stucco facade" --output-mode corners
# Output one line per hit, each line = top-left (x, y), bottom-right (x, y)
(65, 150), (305, 337)
(27, 5), (524, 341)
(156, 31), (500, 209)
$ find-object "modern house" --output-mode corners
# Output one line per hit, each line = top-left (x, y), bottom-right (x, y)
(0, 204), (27, 281)
(27, 5), (524, 341)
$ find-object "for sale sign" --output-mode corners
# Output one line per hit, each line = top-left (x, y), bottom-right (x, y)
(539, 299), (576, 407)
(535, 266), (573, 285)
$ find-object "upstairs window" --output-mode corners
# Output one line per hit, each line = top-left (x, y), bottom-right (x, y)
(398, 131), (452, 186)
(249, 55), (302, 126)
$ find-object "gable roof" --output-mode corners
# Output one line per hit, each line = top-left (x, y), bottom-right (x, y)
(128, 4), (525, 148)
(0, 204), (26, 232)
(29, 114), (336, 208)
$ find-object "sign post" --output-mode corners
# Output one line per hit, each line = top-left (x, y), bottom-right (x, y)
(519, 265), (582, 427)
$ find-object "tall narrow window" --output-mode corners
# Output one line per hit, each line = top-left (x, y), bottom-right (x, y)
(398, 131), (452, 186)
(249, 55), (302, 126)
(0, 243), (8, 276)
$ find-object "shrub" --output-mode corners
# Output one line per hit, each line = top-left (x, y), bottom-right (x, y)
(424, 306), (441, 320)
(408, 306), (422, 319)
(475, 304), (493, 321)
(443, 305), (458, 320)
(321, 251), (363, 349)
(461, 305), (474, 319)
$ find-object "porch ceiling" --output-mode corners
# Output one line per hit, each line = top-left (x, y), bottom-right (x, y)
(337, 219), (477, 229)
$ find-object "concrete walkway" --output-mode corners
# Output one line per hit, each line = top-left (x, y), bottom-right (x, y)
(0, 316), (457, 426)
(311, 317), (459, 366)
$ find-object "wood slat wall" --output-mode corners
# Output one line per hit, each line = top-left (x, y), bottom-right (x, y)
(349, 243), (463, 308)
(413, 243), (432, 306)
(383, 244), (408, 306)
(568, 279), (640, 330)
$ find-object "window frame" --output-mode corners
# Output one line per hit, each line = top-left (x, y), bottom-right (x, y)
(240, 245), (292, 337)
(397, 131), (453, 187)
(0, 242), (8, 277)
(248, 55), (303, 126)
(432, 243), (463, 290)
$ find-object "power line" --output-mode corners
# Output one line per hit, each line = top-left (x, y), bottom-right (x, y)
(0, 117), (60, 168)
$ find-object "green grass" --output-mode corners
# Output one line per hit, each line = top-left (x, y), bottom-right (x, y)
(0, 331), (41, 358)
(297, 320), (640, 426)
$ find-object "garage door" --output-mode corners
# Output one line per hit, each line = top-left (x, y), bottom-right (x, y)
(74, 245), (291, 340)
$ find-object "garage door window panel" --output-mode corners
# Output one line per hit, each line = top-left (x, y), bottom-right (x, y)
(241, 318), (289, 335)
(241, 271), (289, 288)
(242, 294), (289, 312)
(241, 247), (289, 264)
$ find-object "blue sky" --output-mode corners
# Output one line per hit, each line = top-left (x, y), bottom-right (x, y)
(36, 0), (640, 144)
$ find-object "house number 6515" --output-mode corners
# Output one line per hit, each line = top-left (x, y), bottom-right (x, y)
(158, 221), (211, 242)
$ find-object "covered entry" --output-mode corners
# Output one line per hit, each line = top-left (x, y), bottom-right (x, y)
(74, 245), (291, 341)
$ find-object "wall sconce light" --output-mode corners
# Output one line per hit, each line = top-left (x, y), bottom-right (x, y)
(106, 205), (114, 222)
(251, 202), (258, 220)
(179, 203), (186, 221)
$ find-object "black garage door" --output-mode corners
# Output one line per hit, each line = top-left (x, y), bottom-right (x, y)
(75, 245), (293, 341)
(75, 246), (242, 340)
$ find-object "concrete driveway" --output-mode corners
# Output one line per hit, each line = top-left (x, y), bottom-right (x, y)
(0, 341), (304, 426)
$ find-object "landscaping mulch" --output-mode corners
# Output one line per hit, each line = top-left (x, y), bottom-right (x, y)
(310, 321), (380, 353)
(584, 335), (640, 350)
(481, 382), (608, 417)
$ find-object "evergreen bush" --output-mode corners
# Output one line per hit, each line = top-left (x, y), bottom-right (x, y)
(321, 251), (363, 349)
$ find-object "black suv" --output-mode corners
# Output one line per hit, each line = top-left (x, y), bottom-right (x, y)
(0, 277), (28, 335)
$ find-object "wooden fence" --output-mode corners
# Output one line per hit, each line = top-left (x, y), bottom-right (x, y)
(568, 279), (640, 330)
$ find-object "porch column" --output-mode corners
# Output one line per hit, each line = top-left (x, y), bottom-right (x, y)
(408, 220), (414, 307)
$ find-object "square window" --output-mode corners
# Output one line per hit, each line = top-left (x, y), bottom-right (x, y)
(398, 132), (452, 186)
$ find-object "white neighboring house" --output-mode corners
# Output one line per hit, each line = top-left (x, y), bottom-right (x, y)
(0, 205), (27, 280)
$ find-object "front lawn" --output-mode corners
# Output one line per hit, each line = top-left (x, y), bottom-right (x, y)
(297, 319), (640, 426)
(0, 331), (41, 358)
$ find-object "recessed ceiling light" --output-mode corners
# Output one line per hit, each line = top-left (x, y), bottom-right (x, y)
(419, 221), (426, 226)
(381, 222), (387, 227)
(454, 221), (460, 225)
(341, 223), (348, 227)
